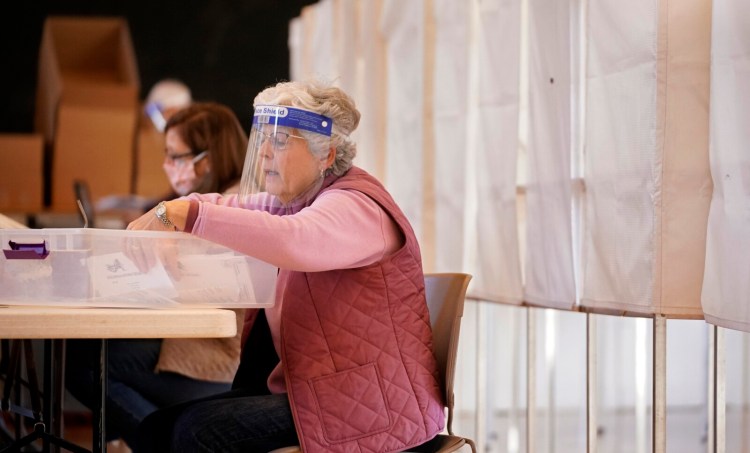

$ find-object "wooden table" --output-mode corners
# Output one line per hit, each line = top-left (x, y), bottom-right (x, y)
(0, 306), (237, 453)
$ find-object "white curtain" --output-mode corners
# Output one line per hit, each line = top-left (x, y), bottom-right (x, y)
(288, 17), (304, 82)
(353, 0), (387, 179)
(581, 0), (659, 314)
(287, 0), (522, 303)
(465, 0), (523, 303)
(581, 0), (711, 317)
(288, 0), (716, 316)
(289, 0), (386, 179)
(285, 2), (750, 448)
(332, 0), (357, 95)
(299, 0), (336, 82)
(432, 0), (469, 273)
(656, 0), (712, 318)
(523, 0), (576, 310)
(309, 0), (335, 80)
(702, 0), (750, 332)
(380, 0), (429, 262)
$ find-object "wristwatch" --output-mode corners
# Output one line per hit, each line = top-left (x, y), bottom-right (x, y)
(155, 201), (176, 229)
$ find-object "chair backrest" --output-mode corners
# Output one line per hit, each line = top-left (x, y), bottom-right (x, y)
(423, 272), (472, 435)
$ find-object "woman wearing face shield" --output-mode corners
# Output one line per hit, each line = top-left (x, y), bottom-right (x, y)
(66, 102), (248, 452)
(128, 80), (445, 453)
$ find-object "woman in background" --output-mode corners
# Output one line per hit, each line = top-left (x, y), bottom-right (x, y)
(144, 78), (193, 133)
(160, 102), (246, 197)
(66, 102), (247, 451)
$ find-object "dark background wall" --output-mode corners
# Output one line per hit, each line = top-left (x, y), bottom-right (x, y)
(0, 0), (317, 134)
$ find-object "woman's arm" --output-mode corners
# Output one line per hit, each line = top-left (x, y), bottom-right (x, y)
(191, 189), (401, 272)
(127, 191), (277, 232)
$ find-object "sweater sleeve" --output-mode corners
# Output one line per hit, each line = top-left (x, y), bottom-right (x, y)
(190, 189), (402, 272)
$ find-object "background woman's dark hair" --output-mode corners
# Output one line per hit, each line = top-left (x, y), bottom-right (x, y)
(165, 102), (247, 193)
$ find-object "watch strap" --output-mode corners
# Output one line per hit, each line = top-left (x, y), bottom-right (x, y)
(155, 201), (175, 229)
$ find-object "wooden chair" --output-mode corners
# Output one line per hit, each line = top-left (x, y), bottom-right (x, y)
(270, 272), (476, 453)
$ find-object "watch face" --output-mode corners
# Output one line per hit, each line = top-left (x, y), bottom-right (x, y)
(156, 205), (166, 216)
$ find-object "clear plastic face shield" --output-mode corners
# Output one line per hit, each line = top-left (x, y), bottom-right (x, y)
(239, 105), (333, 203)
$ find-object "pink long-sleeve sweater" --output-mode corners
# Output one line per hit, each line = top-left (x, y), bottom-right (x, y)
(186, 187), (402, 392)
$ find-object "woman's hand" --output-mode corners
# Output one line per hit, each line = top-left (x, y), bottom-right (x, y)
(126, 206), (167, 232)
(122, 235), (182, 277)
(127, 201), (191, 232)
(123, 236), (157, 273)
(124, 201), (190, 274)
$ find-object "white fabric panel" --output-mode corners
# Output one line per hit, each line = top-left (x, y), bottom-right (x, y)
(307, 0), (336, 81)
(583, 0), (711, 317)
(333, 0), (357, 94)
(299, 6), (316, 79)
(702, 0), (750, 331)
(466, 0), (523, 304)
(432, 0), (469, 272)
(657, 0), (711, 317)
(581, 0), (659, 314)
(296, 1), (360, 89)
(291, 0), (387, 180)
(381, 0), (426, 245)
(354, 0), (387, 180)
(523, 0), (576, 309)
(288, 17), (304, 82)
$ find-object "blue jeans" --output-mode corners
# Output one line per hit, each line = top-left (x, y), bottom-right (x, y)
(66, 339), (231, 447)
(133, 389), (298, 453)
(169, 392), (298, 452)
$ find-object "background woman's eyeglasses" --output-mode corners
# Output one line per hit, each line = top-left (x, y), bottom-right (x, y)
(164, 150), (208, 167)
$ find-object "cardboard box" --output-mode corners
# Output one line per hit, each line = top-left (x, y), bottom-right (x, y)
(34, 16), (140, 212)
(0, 228), (278, 308)
(0, 134), (44, 213)
(135, 108), (172, 199)
(52, 102), (137, 211)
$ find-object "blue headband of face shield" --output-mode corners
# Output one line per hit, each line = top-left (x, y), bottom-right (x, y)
(240, 105), (334, 200)
(145, 102), (167, 132)
(252, 105), (333, 137)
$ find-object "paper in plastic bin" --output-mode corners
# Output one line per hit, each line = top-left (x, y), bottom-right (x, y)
(0, 228), (277, 309)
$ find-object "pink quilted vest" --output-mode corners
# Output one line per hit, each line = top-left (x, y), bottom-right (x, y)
(277, 167), (445, 452)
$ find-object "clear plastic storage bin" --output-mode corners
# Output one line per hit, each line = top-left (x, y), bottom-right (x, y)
(0, 228), (277, 308)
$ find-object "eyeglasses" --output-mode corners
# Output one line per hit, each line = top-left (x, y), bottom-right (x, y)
(164, 150), (208, 167)
(256, 130), (305, 150)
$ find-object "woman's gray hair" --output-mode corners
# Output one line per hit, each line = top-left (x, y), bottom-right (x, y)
(254, 79), (360, 176)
